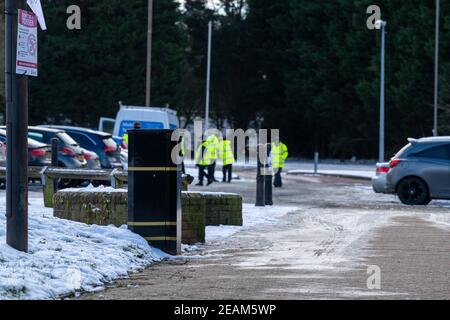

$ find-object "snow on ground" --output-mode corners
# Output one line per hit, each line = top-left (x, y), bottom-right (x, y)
(0, 187), (298, 299)
(206, 205), (298, 242)
(235, 184), (450, 274)
(283, 159), (376, 172)
(185, 168), (240, 183)
(288, 169), (374, 180)
(0, 192), (167, 300)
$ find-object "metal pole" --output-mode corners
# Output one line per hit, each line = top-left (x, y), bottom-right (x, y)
(6, 0), (29, 252)
(145, 0), (153, 107)
(264, 144), (273, 206)
(205, 21), (212, 130)
(434, 0), (440, 136)
(379, 22), (386, 163)
(51, 138), (59, 192)
(314, 152), (319, 174)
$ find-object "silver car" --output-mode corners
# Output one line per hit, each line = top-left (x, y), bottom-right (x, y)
(386, 137), (450, 205)
(372, 162), (390, 193)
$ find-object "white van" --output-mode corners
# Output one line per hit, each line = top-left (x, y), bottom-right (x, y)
(99, 103), (180, 137)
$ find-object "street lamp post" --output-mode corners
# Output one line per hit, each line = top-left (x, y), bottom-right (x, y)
(434, 0), (440, 136)
(205, 21), (212, 131)
(375, 20), (387, 163)
(145, 0), (153, 107)
(5, 0), (29, 252)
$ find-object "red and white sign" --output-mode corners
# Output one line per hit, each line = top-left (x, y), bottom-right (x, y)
(16, 9), (38, 77)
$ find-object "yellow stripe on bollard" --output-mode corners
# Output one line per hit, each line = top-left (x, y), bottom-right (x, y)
(128, 221), (177, 227)
(128, 167), (179, 172)
(145, 237), (178, 241)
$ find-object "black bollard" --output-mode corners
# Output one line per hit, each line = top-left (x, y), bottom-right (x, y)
(255, 144), (265, 207)
(264, 143), (273, 206)
(127, 129), (181, 255)
(51, 138), (59, 192)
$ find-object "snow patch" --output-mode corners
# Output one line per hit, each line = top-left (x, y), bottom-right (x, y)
(59, 184), (127, 193)
(0, 192), (166, 300)
(206, 204), (298, 242)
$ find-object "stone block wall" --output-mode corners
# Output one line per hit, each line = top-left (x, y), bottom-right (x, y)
(53, 191), (127, 227)
(53, 190), (243, 245)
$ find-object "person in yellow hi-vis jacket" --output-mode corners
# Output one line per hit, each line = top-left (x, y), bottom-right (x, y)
(219, 137), (235, 183)
(195, 140), (213, 186)
(271, 140), (289, 188)
(205, 134), (219, 182)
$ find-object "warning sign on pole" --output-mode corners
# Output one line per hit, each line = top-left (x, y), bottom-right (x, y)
(16, 9), (38, 77)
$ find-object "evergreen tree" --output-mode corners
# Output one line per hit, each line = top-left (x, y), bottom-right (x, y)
(29, 0), (188, 126)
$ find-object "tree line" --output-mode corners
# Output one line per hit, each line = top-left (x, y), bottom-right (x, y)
(1, 0), (450, 159)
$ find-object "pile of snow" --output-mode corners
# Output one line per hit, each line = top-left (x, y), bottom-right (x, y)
(0, 194), (167, 300)
(59, 184), (127, 193)
(206, 204), (298, 242)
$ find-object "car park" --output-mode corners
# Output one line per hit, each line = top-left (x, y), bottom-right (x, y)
(42, 126), (122, 169)
(0, 129), (51, 167)
(385, 137), (450, 205)
(26, 127), (87, 169)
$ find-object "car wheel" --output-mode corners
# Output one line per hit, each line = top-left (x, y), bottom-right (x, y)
(397, 177), (429, 206)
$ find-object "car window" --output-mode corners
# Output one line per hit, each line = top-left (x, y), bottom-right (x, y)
(394, 143), (411, 158)
(28, 131), (45, 143)
(68, 132), (95, 148)
(410, 145), (450, 160)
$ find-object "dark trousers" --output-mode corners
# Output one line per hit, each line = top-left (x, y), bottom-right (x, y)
(274, 168), (283, 188)
(181, 161), (186, 174)
(198, 165), (210, 184)
(208, 161), (216, 182)
(222, 164), (233, 183)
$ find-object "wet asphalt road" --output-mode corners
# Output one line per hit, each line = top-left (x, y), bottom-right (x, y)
(79, 172), (450, 300)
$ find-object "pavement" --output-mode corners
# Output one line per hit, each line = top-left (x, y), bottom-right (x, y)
(78, 170), (450, 300)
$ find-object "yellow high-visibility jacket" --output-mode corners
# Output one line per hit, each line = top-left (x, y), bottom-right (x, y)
(219, 140), (235, 166)
(195, 143), (212, 166)
(205, 135), (219, 161)
(272, 142), (288, 169)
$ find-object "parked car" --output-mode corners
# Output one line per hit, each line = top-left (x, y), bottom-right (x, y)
(372, 162), (390, 193)
(25, 127), (87, 169)
(41, 126), (122, 169)
(0, 130), (51, 189)
(0, 141), (5, 165)
(113, 135), (127, 150)
(120, 149), (128, 170)
(0, 129), (51, 167)
(81, 148), (101, 169)
(385, 137), (450, 205)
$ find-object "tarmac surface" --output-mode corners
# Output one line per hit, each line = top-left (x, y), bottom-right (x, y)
(78, 171), (450, 300)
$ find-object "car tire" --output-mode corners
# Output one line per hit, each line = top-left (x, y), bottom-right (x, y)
(397, 177), (430, 206)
